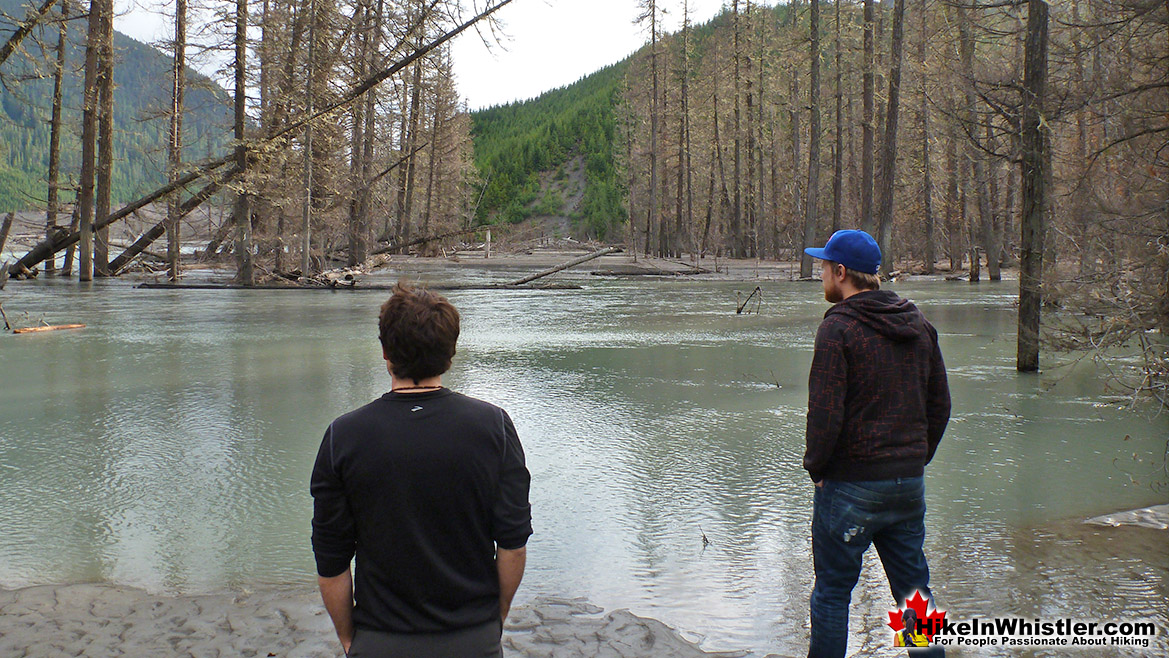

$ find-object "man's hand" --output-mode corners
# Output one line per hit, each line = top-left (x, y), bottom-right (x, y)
(497, 546), (527, 624)
(318, 570), (355, 653)
(814, 480), (824, 488)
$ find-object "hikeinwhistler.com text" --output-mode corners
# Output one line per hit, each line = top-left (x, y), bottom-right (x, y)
(926, 617), (1158, 649)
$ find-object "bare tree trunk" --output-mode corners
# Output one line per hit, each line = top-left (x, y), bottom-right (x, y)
(801, 0), (822, 278)
(94, 0), (113, 276)
(423, 89), (443, 237)
(874, 0), (905, 276)
(675, 73), (685, 257)
(353, 0), (382, 265)
(957, 4), (992, 282)
(831, 0), (843, 234)
(647, 0), (660, 256)
(399, 41), (424, 248)
(918, 0), (934, 274)
(77, 0), (102, 282)
(44, 0), (68, 275)
(861, 0), (875, 233)
(0, 213), (12, 257)
(945, 127), (960, 272)
(167, 0), (187, 281)
(234, 0), (254, 285)
(1017, 0), (1048, 372)
(355, 0), (383, 262)
(61, 206), (80, 275)
(301, 0), (316, 276)
(983, 122), (1002, 280)
(347, 0), (370, 267)
(731, 0), (743, 258)
(701, 144), (716, 257)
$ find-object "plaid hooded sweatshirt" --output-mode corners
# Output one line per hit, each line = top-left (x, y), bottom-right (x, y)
(803, 289), (951, 482)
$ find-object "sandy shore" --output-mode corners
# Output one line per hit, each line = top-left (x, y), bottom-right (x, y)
(0, 584), (751, 658)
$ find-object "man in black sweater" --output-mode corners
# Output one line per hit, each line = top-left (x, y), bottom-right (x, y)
(803, 230), (950, 658)
(311, 283), (532, 657)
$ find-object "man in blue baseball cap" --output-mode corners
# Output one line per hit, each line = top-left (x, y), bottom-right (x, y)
(802, 229), (950, 658)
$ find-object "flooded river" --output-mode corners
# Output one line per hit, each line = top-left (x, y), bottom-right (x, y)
(1, 264), (1165, 655)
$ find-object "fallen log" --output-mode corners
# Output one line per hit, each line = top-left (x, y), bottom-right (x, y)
(109, 169), (238, 274)
(0, 262), (8, 290)
(369, 226), (485, 257)
(13, 323), (86, 334)
(135, 282), (583, 291)
(506, 246), (622, 286)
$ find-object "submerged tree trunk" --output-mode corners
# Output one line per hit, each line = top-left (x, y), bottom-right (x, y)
(94, 0), (113, 276)
(1017, 0), (1048, 372)
(45, 0), (68, 275)
(77, 0), (103, 282)
(167, 0), (187, 281)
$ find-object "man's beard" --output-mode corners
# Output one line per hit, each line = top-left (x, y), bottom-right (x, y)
(824, 282), (843, 303)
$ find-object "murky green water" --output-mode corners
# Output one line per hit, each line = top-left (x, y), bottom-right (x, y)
(1, 265), (1166, 656)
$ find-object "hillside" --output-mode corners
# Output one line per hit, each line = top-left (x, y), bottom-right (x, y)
(468, 6), (755, 242)
(470, 61), (627, 240)
(0, 0), (232, 212)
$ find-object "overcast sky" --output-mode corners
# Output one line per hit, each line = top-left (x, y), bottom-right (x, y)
(111, 0), (740, 110)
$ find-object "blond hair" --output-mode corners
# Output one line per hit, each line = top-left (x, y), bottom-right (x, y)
(845, 267), (880, 291)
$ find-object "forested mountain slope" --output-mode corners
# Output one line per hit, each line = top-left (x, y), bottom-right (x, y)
(470, 62), (627, 240)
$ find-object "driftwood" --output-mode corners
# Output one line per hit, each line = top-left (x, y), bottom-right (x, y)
(0, 263), (8, 290)
(736, 286), (763, 314)
(506, 246), (622, 286)
(369, 226), (485, 257)
(12, 323), (86, 334)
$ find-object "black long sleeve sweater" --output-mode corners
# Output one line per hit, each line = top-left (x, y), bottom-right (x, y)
(311, 388), (532, 633)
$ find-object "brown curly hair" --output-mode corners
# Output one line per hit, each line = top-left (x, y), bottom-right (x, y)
(378, 282), (460, 383)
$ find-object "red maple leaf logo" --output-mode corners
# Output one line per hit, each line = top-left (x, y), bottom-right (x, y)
(887, 590), (947, 642)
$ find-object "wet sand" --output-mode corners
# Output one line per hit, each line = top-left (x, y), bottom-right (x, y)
(0, 584), (750, 658)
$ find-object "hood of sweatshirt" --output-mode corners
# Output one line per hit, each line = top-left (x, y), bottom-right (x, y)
(826, 289), (927, 342)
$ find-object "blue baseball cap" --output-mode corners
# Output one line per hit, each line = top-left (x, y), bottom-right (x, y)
(804, 229), (881, 274)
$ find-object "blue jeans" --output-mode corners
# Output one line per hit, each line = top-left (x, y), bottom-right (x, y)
(808, 477), (943, 658)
